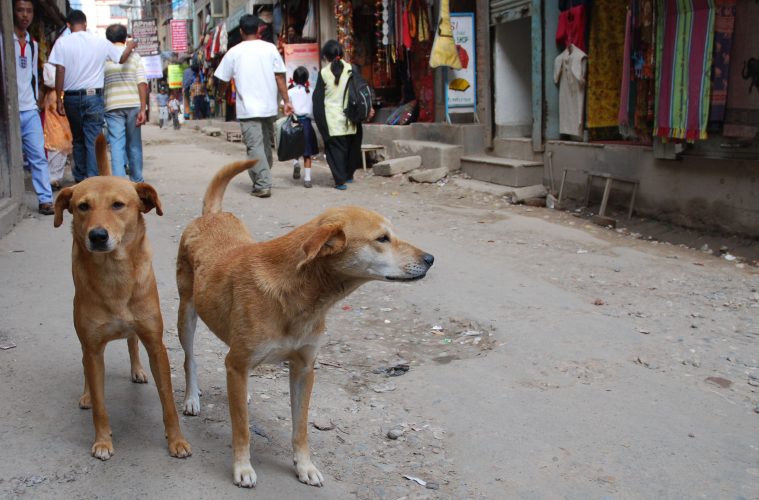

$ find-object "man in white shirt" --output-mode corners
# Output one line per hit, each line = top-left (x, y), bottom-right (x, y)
(48, 10), (135, 181)
(13, 0), (53, 215)
(214, 14), (293, 198)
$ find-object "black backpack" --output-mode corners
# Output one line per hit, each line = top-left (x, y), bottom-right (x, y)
(343, 65), (373, 124)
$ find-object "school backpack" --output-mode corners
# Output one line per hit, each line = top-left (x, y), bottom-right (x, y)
(343, 65), (374, 124)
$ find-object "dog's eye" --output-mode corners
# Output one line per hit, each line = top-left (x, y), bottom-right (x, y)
(112, 201), (125, 210)
(376, 235), (391, 243)
(77, 202), (89, 211)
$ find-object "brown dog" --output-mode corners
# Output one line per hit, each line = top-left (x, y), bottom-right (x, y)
(176, 161), (434, 487)
(54, 135), (191, 460)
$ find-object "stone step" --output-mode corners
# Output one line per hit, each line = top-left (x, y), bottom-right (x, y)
(372, 156), (422, 176)
(460, 155), (544, 187)
(409, 123), (486, 154)
(492, 137), (543, 162)
(391, 140), (464, 171)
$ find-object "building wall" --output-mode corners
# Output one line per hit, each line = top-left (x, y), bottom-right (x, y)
(547, 142), (759, 237)
(493, 17), (531, 138)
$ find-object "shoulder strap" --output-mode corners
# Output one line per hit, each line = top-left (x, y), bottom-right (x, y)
(30, 38), (37, 101)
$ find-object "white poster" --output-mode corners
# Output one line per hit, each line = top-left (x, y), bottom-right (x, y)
(446, 13), (476, 109)
(142, 54), (163, 79)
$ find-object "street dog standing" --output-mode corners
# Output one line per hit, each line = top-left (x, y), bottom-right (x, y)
(176, 161), (434, 487)
(54, 135), (191, 460)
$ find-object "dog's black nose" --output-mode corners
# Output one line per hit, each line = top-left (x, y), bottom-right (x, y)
(422, 253), (434, 267)
(88, 228), (109, 245)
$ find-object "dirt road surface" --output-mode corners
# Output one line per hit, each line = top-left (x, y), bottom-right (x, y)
(1, 124), (757, 499)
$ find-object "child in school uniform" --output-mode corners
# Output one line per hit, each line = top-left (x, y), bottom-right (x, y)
(288, 66), (318, 188)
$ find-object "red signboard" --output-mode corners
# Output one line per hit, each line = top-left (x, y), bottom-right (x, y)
(170, 20), (188, 52)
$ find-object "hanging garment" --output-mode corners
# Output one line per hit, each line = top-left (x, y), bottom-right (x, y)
(219, 22), (228, 53)
(654, 0), (716, 141)
(708, 0), (736, 129)
(618, 9), (633, 132)
(429, 0), (461, 69)
(410, 40), (434, 122)
(585, 0), (627, 129)
(303, 0), (317, 39)
(554, 45), (588, 137)
(723, 0), (759, 138)
(556, 2), (588, 52)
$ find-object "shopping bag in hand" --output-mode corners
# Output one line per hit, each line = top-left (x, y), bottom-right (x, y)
(277, 116), (305, 161)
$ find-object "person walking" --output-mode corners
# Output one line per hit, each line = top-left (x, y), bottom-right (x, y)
(13, 0), (53, 214)
(103, 23), (147, 182)
(312, 40), (370, 190)
(214, 14), (293, 198)
(49, 10), (135, 181)
(168, 92), (182, 130)
(41, 63), (73, 190)
(156, 86), (169, 128)
(190, 74), (209, 119)
(287, 66), (317, 188)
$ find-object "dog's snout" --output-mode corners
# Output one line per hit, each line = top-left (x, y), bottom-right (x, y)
(88, 228), (109, 245)
(422, 253), (434, 267)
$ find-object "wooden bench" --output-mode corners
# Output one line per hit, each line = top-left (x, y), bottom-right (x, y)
(360, 144), (386, 172)
(558, 169), (639, 220)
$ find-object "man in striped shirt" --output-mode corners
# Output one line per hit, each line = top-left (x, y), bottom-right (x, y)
(104, 23), (147, 182)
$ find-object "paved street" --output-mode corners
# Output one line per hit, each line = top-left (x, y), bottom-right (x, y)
(1, 123), (758, 499)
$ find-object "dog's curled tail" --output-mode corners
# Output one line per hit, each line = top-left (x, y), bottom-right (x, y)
(96, 133), (111, 176)
(202, 160), (258, 215)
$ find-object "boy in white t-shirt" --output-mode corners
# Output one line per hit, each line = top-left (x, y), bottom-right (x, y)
(287, 66), (317, 188)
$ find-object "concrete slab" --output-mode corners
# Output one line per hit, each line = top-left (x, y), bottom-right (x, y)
(362, 124), (410, 153)
(410, 123), (486, 154)
(372, 156), (422, 176)
(460, 155), (543, 187)
(409, 166), (449, 183)
(493, 137), (542, 162)
(201, 126), (222, 137)
(391, 140), (463, 171)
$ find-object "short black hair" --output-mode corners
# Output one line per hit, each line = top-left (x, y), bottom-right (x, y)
(105, 23), (127, 43)
(239, 14), (260, 35)
(12, 0), (34, 10)
(67, 9), (86, 25)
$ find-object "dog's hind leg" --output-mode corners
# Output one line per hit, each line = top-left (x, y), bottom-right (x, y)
(178, 297), (201, 416)
(289, 347), (324, 486)
(127, 335), (149, 383)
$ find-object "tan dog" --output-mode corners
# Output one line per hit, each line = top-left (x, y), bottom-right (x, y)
(177, 161), (434, 487)
(54, 135), (191, 461)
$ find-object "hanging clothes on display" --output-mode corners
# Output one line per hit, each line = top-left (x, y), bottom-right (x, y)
(722, 0), (759, 139)
(618, 0), (655, 141)
(554, 44), (588, 137)
(585, 0), (627, 130)
(708, 0), (736, 130)
(556, 0), (589, 52)
(654, 0), (716, 141)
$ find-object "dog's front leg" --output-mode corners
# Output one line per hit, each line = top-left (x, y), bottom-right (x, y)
(289, 349), (324, 486)
(140, 333), (192, 458)
(226, 351), (256, 488)
(82, 343), (113, 460)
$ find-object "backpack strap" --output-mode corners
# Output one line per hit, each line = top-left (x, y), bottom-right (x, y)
(29, 38), (37, 101)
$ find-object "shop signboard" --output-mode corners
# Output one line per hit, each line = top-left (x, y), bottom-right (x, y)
(445, 13), (476, 120)
(132, 18), (159, 56)
(168, 64), (184, 89)
(171, 0), (190, 20)
(170, 20), (189, 53)
(283, 43), (320, 90)
(141, 54), (163, 79)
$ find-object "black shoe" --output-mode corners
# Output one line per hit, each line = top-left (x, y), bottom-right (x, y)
(38, 203), (54, 216)
(304, 180), (312, 188)
(251, 188), (271, 198)
(293, 161), (301, 179)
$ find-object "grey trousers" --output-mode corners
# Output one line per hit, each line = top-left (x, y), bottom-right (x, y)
(239, 117), (275, 191)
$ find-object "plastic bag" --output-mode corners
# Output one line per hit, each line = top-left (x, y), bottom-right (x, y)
(277, 116), (305, 161)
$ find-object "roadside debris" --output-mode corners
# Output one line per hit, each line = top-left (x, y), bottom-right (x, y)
(312, 417), (335, 431)
(374, 364), (410, 377)
(372, 382), (397, 393)
(387, 427), (405, 440)
(705, 377), (732, 389)
(0, 335), (16, 350)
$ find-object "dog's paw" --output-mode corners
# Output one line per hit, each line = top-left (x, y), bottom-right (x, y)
(295, 460), (324, 487)
(131, 367), (149, 383)
(79, 393), (91, 409)
(168, 437), (192, 458)
(233, 462), (257, 488)
(91, 440), (114, 461)
(183, 396), (200, 416)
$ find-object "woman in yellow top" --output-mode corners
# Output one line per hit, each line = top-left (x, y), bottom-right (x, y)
(313, 40), (363, 190)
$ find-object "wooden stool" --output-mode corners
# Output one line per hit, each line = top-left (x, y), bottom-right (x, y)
(584, 171), (639, 220)
(360, 144), (386, 172)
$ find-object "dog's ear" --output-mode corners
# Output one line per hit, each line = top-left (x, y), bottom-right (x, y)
(298, 224), (346, 269)
(134, 182), (163, 216)
(53, 187), (74, 227)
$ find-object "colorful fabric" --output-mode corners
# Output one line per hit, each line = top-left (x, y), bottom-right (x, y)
(586, 0), (628, 129)
(708, 0), (736, 128)
(654, 0), (716, 141)
(619, 0), (656, 141)
(556, 3), (588, 53)
(722, 0), (759, 139)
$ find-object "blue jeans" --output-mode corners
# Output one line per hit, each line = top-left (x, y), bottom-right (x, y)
(105, 107), (144, 182)
(64, 93), (105, 181)
(19, 109), (53, 204)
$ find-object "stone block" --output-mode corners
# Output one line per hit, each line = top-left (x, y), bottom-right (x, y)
(202, 127), (222, 137)
(409, 166), (449, 183)
(372, 156), (422, 176)
(391, 140), (463, 171)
